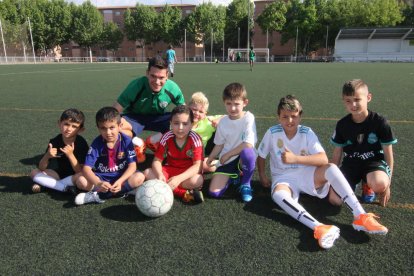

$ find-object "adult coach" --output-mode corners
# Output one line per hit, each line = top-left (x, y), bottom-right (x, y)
(113, 56), (185, 138)
(165, 45), (177, 77)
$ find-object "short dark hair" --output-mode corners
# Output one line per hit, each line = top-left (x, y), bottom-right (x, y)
(277, 95), (303, 116)
(95, 106), (121, 126)
(342, 79), (368, 96)
(171, 105), (194, 124)
(60, 108), (85, 128)
(222, 82), (247, 101)
(147, 56), (168, 71)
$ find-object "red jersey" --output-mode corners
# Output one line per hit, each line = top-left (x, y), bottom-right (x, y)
(155, 130), (203, 169)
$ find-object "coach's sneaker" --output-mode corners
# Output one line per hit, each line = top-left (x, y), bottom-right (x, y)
(183, 189), (204, 204)
(145, 133), (162, 152)
(75, 191), (105, 205)
(314, 225), (340, 249)
(361, 183), (376, 203)
(132, 137), (146, 163)
(239, 184), (253, 202)
(352, 213), (388, 235)
(31, 183), (42, 193)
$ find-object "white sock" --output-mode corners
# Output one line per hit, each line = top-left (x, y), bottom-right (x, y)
(325, 165), (365, 217)
(33, 173), (70, 192)
(272, 189), (321, 230)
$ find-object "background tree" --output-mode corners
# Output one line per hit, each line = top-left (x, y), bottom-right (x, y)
(99, 21), (124, 57)
(256, 1), (287, 49)
(281, 0), (319, 55)
(155, 4), (183, 46)
(400, 4), (414, 26)
(225, 0), (249, 49)
(71, 1), (103, 61)
(123, 4), (157, 61)
(184, 2), (226, 60)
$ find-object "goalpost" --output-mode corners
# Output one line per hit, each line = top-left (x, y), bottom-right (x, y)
(227, 48), (269, 63)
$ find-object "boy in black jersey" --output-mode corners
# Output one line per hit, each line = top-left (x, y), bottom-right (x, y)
(331, 79), (397, 207)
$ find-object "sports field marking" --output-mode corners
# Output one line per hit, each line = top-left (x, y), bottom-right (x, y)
(0, 108), (413, 124)
(0, 65), (143, 76)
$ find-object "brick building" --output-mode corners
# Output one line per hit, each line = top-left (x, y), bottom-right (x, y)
(61, 1), (295, 61)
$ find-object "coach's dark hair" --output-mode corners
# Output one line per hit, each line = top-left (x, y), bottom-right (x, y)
(171, 105), (194, 124)
(277, 95), (303, 116)
(147, 55), (168, 71)
(222, 82), (247, 101)
(342, 79), (368, 96)
(95, 106), (121, 126)
(60, 108), (85, 128)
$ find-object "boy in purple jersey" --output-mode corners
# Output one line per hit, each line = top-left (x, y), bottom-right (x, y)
(331, 79), (397, 207)
(75, 107), (145, 205)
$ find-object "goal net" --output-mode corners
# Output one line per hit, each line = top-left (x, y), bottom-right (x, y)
(227, 48), (269, 63)
(0, 19), (34, 63)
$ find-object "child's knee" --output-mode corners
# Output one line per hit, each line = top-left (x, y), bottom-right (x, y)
(30, 169), (40, 179)
(128, 172), (145, 187)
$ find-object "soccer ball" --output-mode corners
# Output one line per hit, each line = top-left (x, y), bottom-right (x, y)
(135, 179), (174, 217)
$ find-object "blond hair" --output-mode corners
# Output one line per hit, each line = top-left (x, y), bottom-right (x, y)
(189, 91), (209, 112)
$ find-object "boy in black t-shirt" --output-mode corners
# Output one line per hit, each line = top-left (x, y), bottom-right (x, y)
(331, 79), (397, 207)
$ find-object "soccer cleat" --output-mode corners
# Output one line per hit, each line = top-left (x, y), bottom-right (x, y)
(361, 183), (376, 203)
(239, 184), (253, 202)
(32, 183), (42, 193)
(65, 185), (79, 195)
(145, 133), (161, 153)
(74, 191), (105, 205)
(182, 189), (204, 204)
(352, 213), (388, 235)
(132, 137), (146, 163)
(314, 225), (340, 249)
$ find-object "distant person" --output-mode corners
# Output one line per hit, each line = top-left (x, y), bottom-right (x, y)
(331, 79), (397, 206)
(257, 95), (388, 249)
(249, 46), (255, 71)
(236, 51), (241, 62)
(113, 56), (185, 157)
(165, 44), (178, 77)
(144, 105), (204, 204)
(75, 107), (145, 205)
(30, 108), (89, 194)
(206, 83), (257, 203)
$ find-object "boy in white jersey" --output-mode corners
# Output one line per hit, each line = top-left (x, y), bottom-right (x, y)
(206, 83), (257, 203)
(257, 95), (388, 249)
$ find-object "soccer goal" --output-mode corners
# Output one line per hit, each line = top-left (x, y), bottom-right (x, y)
(228, 48), (269, 63)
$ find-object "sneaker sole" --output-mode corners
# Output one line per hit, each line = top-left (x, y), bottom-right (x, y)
(352, 224), (388, 235)
(319, 226), (340, 249)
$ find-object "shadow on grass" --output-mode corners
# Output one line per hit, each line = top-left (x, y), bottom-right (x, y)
(19, 154), (43, 166)
(100, 203), (155, 222)
(244, 184), (370, 251)
(0, 175), (33, 194)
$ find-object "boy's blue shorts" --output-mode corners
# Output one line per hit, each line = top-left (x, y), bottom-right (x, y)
(122, 113), (171, 135)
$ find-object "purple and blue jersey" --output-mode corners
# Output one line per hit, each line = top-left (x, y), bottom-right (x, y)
(85, 132), (136, 183)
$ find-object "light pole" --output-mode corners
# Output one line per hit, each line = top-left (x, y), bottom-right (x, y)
(247, 0), (250, 49)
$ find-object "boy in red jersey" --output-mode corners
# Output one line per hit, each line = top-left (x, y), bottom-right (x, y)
(144, 105), (204, 204)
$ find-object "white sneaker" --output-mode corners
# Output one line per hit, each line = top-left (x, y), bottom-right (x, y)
(75, 191), (105, 205)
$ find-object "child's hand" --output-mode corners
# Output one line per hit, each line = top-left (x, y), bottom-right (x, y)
(97, 181), (112, 193)
(167, 176), (180, 190)
(379, 186), (391, 207)
(110, 181), (122, 194)
(60, 142), (75, 157)
(219, 153), (231, 165)
(281, 147), (297, 164)
(260, 176), (271, 188)
(47, 143), (60, 158)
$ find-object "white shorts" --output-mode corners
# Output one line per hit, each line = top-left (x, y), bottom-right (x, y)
(271, 166), (330, 202)
(168, 62), (174, 73)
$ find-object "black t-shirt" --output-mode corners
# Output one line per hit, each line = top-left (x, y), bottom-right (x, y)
(330, 110), (397, 165)
(46, 134), (89, 178)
